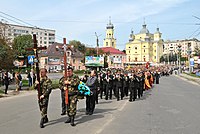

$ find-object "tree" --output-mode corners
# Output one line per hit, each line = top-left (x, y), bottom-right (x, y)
(12, 35), (33, 56)
(194, 46), (200, 56)
(0, 37), (15, 70)
(69, 40), (86, 54)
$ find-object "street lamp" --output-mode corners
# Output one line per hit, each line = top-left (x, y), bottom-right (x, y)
(187, 49), (192, 73)
(177, 44), (182, 74)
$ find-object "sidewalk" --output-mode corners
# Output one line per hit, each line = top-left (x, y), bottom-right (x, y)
(0, 84), (30, 98)
(177, 73), (200, 85)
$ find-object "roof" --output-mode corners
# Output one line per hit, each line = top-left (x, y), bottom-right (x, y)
(100, 47), (125, 55)
(40, 42), (84, 58)
(140, 24), (149, 34)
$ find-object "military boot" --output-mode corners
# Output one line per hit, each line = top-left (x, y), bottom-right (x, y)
(40, 118), (44, 128)
(44, 116), (49, 123)
(65, 117), (71, 123)
(70, 116), (75, 126)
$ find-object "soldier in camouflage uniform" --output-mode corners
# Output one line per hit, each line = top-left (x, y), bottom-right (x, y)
(64, 66), (80, 126)
(34, 68), (52, 128)
(59, 71), (67, 116)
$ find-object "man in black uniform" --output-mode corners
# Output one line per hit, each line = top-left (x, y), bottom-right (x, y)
(115, 70), (124, 101)
(155, 70), (160, 84)
(103, 70), (113, 100)
(123, 73), (129, 97)
(129, 71), (139, 102)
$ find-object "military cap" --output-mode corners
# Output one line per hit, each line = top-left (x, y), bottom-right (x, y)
(67, 66), (73, 71)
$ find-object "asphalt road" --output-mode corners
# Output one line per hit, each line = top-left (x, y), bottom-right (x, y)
(0, 75), (200, 134)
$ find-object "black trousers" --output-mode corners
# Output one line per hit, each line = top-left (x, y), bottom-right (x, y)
(5, 84), (8, 94)
(61, 90), (66, 113)
(129, 87), (137, 101)
(137, 87), (141, 98)
(116, 86), (124, 100)
(105, 85), (112, 100)
(86, 90), (97, 113)
(123, 86), (128, 96)
(156, 79), (159, 84)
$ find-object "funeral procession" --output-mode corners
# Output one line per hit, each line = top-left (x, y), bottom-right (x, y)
(1, 1), (200, 134)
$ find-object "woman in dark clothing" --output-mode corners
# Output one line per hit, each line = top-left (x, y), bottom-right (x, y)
(3, 72), (10, 94)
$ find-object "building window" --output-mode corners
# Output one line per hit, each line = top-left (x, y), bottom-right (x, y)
(144, 58), (146, 62)
(112, 42), (114, 47)
(129, 51), (130, 53)
(78, 66), (80, 70)
(44, 37), (47, 40)
(67, 52), (70, 56)
(135, 51), (137, 53)
(144, 49), (145, 53)
(106, 42), (108, 46)
(154, 56), (156, 59)
(135, 47), (137, 50)
(143, 45), (145, 47)
(44, 41), (47, 44)
(73, 59), (75, 64)
(135, 57), (137, 61)
(154, 50), (156, 52)
(129, 47), (130, 48)
(45, 33), (47, 36)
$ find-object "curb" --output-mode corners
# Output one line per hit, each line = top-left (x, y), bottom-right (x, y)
(174, 74), (200, 86)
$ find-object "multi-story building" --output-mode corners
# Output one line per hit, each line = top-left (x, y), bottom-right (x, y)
(164, 38), (200, 57)
(40, 43), (85, 72)
(0, 21), (55, 47)
(100, 19), (126, 69)
(126, 23), (163, 64)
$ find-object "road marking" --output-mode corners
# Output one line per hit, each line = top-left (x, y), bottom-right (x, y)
(118, 100), (128, 111)
(95, 114), (114, 134)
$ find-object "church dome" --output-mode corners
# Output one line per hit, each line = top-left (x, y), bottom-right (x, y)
(106, 17), (114, 29)
(140, 24), (149, 34)
(107, 22), (114, 29)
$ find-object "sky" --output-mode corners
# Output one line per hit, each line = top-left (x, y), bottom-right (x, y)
(0, 0), (200, 50)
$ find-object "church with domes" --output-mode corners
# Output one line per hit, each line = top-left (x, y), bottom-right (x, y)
(126, 22), (163, 64)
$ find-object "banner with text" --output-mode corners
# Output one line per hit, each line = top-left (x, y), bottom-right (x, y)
(85, 56), (104, 67)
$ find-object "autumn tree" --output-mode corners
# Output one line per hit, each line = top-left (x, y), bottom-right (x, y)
(0, 37), (15, 70)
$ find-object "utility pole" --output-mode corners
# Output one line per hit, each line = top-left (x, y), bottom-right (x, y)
(95, 32), (101, 72)
(95, 32), (101, 56)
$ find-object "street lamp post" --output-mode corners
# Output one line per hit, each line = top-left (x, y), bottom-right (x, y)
(177, 44), (182, 74)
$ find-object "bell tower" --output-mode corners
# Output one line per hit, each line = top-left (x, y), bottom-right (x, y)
(103, 17), (116, 48)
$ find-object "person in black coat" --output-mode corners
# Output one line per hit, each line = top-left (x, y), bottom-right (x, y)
(3, 72), (10, 94)
(129, 71), (139, 102)
(86, 70), (98, 115)
(155, 70), (160, 84)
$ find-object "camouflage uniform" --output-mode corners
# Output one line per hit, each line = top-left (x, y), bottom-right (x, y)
(66, 74), (80, 117)
(34, 76), (52, 127)
(59, 76), (66, 115)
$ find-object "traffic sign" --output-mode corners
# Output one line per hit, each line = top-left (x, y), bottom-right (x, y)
(28, 55), (35, 64)
(190, 58), (194, 67)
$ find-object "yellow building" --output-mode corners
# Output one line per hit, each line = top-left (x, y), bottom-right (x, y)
(126, 23), (163, 64)
(103, 18), (116, 48)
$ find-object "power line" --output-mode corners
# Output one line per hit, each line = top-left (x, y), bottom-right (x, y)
(0, 11), (35, 27)
(0, 11), (65, 41)
(24, 19), (199, 25)
(0, 14), (24, 26)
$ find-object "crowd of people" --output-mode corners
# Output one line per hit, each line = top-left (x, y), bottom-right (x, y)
(51, 65), (173, 128)
(0, 69), (36, 94)
(1, 65), (174, 128)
